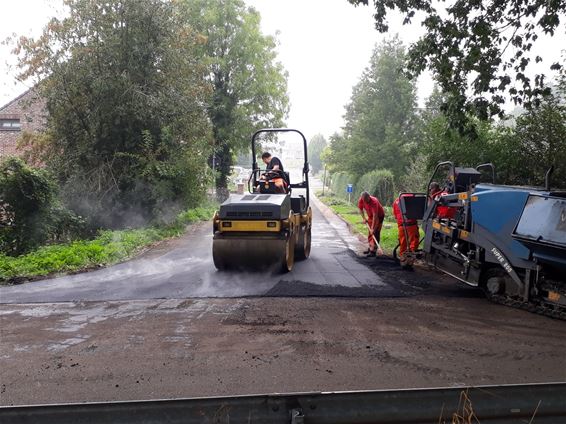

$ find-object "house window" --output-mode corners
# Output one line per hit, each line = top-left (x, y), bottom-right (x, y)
(0, 119), (21, 131)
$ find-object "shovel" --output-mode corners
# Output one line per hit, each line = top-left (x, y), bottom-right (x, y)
(366, 222), (384, 256)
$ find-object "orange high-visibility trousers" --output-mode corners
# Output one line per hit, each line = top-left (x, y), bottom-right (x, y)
(366, 217), (382, 250)
(398, 224), (419, 258)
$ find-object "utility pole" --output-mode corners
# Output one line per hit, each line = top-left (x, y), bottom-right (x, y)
(212, 154), (216, 197)
(322, 165), (327, 196)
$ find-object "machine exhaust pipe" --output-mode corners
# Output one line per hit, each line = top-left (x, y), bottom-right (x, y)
(545, 165), (554, 191)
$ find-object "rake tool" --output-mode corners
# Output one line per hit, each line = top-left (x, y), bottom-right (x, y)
(366, 222), (384, 256)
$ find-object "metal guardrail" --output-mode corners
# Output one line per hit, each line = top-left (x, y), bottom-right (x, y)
(1, 382), (565, 424)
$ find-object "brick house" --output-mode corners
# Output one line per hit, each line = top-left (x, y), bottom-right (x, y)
(0, 88), (47, 159)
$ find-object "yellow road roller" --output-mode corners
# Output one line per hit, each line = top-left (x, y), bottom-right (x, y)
(212, 128), (312, 272)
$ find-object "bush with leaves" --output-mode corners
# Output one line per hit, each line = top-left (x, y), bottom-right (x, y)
(0, 158), (84, 255)
(14, 0), (212, 229)
(418, 89), (566, 189)
(349, 0), (565, 134)
(421, 114), (497, 170)
(398, 154), (430, 193)
(355, 169), (396, 206)
(494, 98), (566, 188)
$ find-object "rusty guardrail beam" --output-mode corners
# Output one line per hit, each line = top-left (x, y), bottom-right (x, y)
(1, 382), (565, 423)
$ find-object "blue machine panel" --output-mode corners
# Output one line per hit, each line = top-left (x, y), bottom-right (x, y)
(471, 186), (531, 260)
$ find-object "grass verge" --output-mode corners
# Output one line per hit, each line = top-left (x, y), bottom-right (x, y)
(317, 194), (400, 252)
(0, 205), (216, 284)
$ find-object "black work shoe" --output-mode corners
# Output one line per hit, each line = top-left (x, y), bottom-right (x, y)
(362, 248), (371, 254)
(365, 250), (376, 257)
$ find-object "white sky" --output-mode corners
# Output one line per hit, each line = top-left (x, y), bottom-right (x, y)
(245, 0), (430, 140)
(1, 0), (564, 141)
(0, 1), (64, 101)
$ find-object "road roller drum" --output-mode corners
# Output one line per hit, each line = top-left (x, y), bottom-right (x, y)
(213, 234), (294, 272)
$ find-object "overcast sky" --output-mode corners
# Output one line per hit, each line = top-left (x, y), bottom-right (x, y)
(1, 0), (564, 141)
(0, 0), (429, 141)
(245, 0), (435, 140)
(0, 1), (64, 102)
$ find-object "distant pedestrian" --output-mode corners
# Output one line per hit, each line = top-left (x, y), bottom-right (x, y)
(358, 191), (385, 257)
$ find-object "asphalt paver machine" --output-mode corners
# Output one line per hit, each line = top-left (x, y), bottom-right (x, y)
(212, 128), (312, 272)
(400, 161), (566, 319)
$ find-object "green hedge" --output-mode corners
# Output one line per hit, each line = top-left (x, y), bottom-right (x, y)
(329, 172), (357, 201)
(354, 169), (396, 206)
(329, 170), (395, 205)
(0, 157), (85, 256)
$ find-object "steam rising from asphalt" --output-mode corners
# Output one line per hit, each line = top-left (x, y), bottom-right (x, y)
(0, 188), (368, 304)
(0, 234), (281, 302)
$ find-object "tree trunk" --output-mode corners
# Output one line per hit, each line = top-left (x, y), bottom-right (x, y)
(215, 141), (232, 202)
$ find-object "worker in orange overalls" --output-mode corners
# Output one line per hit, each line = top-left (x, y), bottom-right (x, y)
(358, 191), (385, 257)
(428, 182), (442, 204)
(393, 193), (420, 266)
(429, 181), (456, 220)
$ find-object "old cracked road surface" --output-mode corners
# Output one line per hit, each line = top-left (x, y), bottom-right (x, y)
(1, 191), (566, 406)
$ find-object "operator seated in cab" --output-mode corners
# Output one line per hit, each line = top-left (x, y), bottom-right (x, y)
(257, 152), (288, 194)
(429, 181), (456, 220)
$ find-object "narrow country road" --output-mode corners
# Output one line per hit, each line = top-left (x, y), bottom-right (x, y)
(1, 190), (565, 406)
(0, 194), (401, 303)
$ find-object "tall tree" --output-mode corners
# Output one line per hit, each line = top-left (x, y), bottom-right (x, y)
(323, 132), (351, 173)
(349, 0), (566, 133)
(308, 134), (327, 174)
(337, 37), (419, 179)
(496, 96), (566, 187)
(182, 0), (289, 199)
(418, 82), (566, 188)
(14, 0), (212, 228)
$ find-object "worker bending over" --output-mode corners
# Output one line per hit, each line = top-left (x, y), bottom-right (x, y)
(393, 193), (420, 266)
(358, 191), (385, 257)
